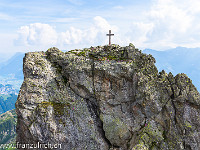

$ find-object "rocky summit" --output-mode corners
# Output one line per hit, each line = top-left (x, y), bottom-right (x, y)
(16, 44), (200, 150)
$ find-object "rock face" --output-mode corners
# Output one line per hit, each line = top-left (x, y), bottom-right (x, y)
(16, 44), (200, 150)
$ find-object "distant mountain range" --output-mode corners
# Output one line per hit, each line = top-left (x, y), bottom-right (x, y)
(0, 53), (24, 115)
(143, 47), (200, 91)
(0, 52), (24, 80)
(0, 84), (19, 95)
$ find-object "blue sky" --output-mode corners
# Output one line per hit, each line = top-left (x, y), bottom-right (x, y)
(1, 0), (200, 55)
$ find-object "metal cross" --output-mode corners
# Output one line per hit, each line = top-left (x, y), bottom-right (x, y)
(106, 30), (114, 45)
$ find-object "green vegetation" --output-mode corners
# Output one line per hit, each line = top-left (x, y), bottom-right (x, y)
(77, 51), (86, 56)
(40, 101), (71, 116)
(66, 45), (134, 62)
(0, 94), (18, 114)
(0, 109), (16, 149)
(138, 121), (164, 149)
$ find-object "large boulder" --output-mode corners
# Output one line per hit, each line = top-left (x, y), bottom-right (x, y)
(16, 45), (200, 150)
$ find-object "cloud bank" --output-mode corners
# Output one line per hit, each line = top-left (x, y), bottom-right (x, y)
(16, 23), (57, 46)
(15, 16), (119, 51)
(14, 0), (200, 52)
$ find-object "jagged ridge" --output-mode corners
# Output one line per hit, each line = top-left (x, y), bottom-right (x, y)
(16, 44), (200, 150)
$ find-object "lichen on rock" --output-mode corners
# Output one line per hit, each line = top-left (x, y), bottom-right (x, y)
(16, 44), (200, 150)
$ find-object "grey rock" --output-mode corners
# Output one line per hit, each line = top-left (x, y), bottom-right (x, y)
(16, 44), (200, 150)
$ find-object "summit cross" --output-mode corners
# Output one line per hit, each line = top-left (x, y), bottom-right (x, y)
(106, 30), (114, 45)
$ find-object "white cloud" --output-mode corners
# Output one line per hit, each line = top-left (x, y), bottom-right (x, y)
(4, 0), (200, 55)
(16, 23), (57, 46)
(15, 17), (119, 51)
(136, 0), (200, 49)
(128, 22), (154, 47)
(101, 0), (200, 50)
(113, 6), (124, 10)
(14, 0), (200, 53)
(59, 16), (118, 47)
(94, 16), (111, 32)
(149, 0), (192, 33)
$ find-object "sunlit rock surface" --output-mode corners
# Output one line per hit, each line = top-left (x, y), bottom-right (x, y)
(16, 44), (200, 150)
